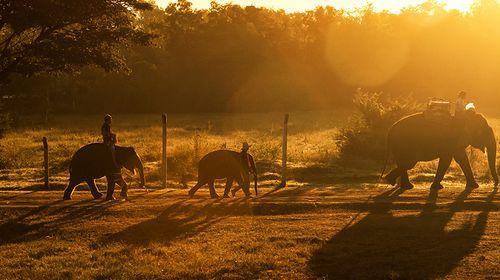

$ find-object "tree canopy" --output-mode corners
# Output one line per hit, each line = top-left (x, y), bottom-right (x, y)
(0, 0), (153, 83)
(5, 0), (500, 114)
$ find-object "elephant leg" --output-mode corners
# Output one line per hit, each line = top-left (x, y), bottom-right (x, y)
(231, 185), (241, 197)
(208, 180), (219, 199)
(189, 179), (207, 197)
(223, 178), (234, 198)
(399, 171), (414, 190)
(86, 179), (103, 199)
(236, 177), (251, 197)
(384, 167), (403, 186)
(454, 150), (479, 189)
(431, 156), (453, 190)
(116, 176), (129, 199)
(105, 175), (117, 200)
(63, 179), (80, 200)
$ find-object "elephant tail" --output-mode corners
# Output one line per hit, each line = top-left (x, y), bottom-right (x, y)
(380, 154), (388, 179)
(380, 141), (391, 179)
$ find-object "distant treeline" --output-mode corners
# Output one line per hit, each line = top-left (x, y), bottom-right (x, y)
(4, 0), (500, 114)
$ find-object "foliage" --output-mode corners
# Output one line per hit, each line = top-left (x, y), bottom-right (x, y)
(337, 91), (422, 160)
(5, 1), (500, 114)
(0, 0), (154, 83)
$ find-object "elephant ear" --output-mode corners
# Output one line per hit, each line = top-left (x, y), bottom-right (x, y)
(464, 112), (490, 152)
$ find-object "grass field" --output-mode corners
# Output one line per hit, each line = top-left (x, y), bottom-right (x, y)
(0, 111), (351, 190)
(0, 111), (499, 190)
(0, 112), (499, 279)
(0, 185), (498, 279)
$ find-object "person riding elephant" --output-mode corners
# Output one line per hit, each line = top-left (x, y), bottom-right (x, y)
(383, 104), (498, 190)
(188, 143), (258, 199)
(101, 114), (119, 173)
(63, 143), (145, 200)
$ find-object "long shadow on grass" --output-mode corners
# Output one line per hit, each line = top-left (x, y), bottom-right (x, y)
(0, 199), (117, 245)
(105, 199), (249, 245)
(309, 187), (497, 279)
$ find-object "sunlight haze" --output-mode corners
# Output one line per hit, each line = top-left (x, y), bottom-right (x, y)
(156, 0), (475, 13)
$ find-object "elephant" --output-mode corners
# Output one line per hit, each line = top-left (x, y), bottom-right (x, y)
(383, 108), (499, 190)
(63, 143), (145, 200)
(188, 150), (258, 199)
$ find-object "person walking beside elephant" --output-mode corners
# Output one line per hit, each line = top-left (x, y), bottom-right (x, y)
(230, 142), (258, 197)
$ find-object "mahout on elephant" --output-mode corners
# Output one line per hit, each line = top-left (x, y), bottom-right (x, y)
(188, 148), (258, 199)
(63, 143), (145, 200)
(383, 103), (498, 190)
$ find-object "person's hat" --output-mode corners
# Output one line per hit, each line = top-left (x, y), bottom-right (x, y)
(242, 142), (251, 150)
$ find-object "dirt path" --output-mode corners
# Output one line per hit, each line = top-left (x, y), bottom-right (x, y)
(0, 183), (498, 210)
(0, 184), (498, 279)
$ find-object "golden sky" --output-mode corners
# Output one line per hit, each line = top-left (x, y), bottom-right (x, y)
(155, 0), (475, 13)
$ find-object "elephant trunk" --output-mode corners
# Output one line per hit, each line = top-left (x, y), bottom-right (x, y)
(249, 156), (258, 195)
(137, 158), (145, 188)
(254, 173), (258, 196)
(486, 128), (499, 187)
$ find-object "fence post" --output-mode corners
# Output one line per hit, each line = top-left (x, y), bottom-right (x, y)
(280, 113), (289, 187)
(162, 114), (167, 188)
(42, 137), (49, 190)
(194, 128), (200, 164)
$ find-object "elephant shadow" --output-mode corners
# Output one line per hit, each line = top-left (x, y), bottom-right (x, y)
(106, 199), (250, 245)
(309, 188), (497, 280)
(0, 199), (116, 245)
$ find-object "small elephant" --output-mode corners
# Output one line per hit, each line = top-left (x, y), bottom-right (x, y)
(188, 150), (258, 199)
(63, 143), (145, 200)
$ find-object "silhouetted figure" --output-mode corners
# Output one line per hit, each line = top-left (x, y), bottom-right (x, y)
(188, 143), (258, 199)
(63, 144), (145, 200)
(383, 106), (498, 191)
(232, 142), (257, 196)
(455, 91), (467, 118)
(101, 114), (119, 172)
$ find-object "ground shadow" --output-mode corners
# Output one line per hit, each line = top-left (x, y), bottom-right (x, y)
(309, 187), (497, 279)
(0, 199), (118, 245)
(106, 199), (250, 245)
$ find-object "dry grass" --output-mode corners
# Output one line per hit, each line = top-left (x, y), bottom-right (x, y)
(0, 112), (348, 190)
(0, 185), (498, 279)
(1, 111), (499, 191)
(0, 112), (499, 279)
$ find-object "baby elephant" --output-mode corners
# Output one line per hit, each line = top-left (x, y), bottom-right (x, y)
(188, 150), (257, 199)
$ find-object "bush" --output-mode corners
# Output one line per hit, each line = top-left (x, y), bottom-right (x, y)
(337, 90), (423, 160)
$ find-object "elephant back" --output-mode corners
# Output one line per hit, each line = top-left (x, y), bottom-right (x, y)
(69, 143), (111, 180)
(199, 150), (242, 178)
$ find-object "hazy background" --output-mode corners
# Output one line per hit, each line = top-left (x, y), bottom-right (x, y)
(4, 0), (500, 115)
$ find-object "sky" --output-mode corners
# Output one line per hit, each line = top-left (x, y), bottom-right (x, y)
(155, 0), (476, 13)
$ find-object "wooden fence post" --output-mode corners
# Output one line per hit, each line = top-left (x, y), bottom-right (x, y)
(162, 114), (167, 188)
(194, 128), (200, 164)
(42, 137), (49, 190)
(280, 113), (289, 187)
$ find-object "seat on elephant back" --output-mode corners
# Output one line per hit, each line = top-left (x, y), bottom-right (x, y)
(423, 99), (452, 124)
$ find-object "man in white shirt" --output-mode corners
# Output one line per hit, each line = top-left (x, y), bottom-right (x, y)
(455, 91), (467, 118)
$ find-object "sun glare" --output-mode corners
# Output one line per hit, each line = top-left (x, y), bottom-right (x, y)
(156, 0), (475, 13)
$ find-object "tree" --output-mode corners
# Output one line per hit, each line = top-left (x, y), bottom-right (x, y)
(0, 0), (154, 84)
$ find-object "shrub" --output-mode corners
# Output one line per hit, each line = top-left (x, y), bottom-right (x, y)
(337, 90), (423, 160)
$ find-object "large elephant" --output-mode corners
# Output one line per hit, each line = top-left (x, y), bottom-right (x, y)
(384, 108), (499, 190)
(63, 143), (145, 200)
(188, 150), (258, 199)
